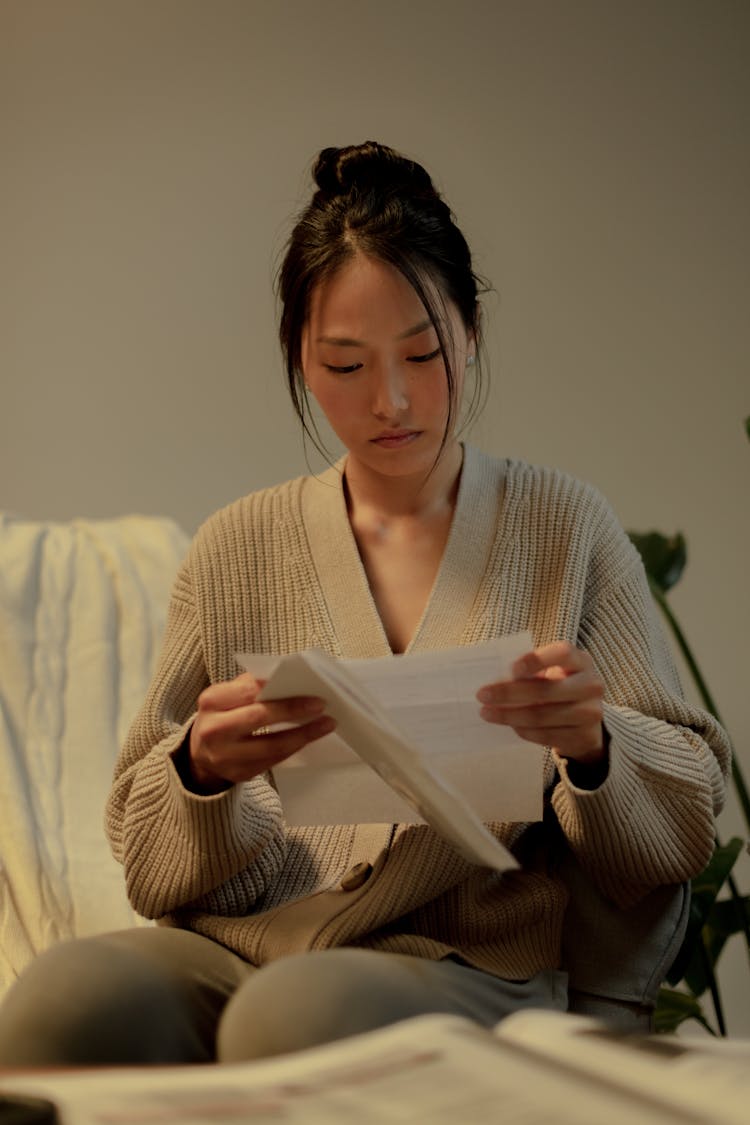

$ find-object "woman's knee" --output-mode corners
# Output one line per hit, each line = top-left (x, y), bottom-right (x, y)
(217, 948), (446, 1062)
(0, 929), (229, 1065)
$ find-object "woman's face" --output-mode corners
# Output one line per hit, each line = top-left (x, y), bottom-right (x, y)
(300, 254), (473, 480)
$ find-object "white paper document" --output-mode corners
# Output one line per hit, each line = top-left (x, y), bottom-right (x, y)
(236, 634), (542, 872)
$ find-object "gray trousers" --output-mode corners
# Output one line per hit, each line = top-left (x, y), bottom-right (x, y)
(0, 927), (567, 1065)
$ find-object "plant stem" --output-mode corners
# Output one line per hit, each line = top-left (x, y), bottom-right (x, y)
(650, 583), (750, 833)
(698, 935), (726, 1036)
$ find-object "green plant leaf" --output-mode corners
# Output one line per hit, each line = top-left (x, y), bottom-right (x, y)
(654, 987), (717, 1035)
(701, 895), (750, 968)
(707, 894), (750, 938)
(627, 531), (687, 593)
(692, 838), (744, 902)
(666, 838), (744, 987)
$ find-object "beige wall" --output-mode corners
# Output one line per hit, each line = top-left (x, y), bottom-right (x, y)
(2, 0), (749, 1032)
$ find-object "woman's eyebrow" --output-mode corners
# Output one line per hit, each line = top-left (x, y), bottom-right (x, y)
(316, 334), (365, 346)
(316, 319), (434, 347)
(398, 318), (433, 340)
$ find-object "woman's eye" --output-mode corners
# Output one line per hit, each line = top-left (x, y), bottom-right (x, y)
(324, 363), (362, 374)
(407, 347), (442, 364)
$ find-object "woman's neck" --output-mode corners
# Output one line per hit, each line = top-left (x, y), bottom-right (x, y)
(343, 441), (464, 528)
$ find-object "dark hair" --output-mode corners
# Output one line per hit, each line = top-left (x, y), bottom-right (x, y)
(277, 141), (487, 458)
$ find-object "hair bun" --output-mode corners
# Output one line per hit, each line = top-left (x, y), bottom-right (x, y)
(313, 142), (435, 199)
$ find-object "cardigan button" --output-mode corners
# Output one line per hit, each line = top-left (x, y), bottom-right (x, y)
(339, 861), (373, 892)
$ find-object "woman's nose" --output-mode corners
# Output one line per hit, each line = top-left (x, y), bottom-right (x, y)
(371, 365), (408, 419)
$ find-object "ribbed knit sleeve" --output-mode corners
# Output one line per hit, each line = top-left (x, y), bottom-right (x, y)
(104, 549), (287, 920)
(550, 489), (730, 906)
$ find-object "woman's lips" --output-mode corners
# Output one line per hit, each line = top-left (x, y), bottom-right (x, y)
(371, 430), (420, 448)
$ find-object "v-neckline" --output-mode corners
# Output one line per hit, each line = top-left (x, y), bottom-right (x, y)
(300, 445), (505, 658)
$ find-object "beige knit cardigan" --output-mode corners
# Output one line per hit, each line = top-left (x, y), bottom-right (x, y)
(105, 446), (729, 980)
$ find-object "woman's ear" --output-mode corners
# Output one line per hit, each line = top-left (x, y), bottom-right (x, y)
(466, 324), (478, 364)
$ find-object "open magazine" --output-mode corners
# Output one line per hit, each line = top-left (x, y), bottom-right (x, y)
(236, 635), (544, 872)
(2, 1009), (748, 1125)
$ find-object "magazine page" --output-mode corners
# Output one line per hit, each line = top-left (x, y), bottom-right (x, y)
(496, 1009), (750, 1124)
(0, 1013), (721, 1125)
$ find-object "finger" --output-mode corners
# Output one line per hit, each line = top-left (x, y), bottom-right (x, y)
(511, 642), (590, 679)
(199, 680), (327, 726)
(480, 698), (603, 732)
(249, 695), (330, 730)
(477, 669), (603, 707)
(254, 714), (337, 764)
(197, 697), (329, 749)
(197, 672), (264, 712)
(204, 715), (337, 781)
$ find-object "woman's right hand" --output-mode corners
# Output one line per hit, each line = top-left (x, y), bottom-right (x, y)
(187, 672), (336, 791)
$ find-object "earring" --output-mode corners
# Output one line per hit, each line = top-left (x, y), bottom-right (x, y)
(466, 355), (475, 367)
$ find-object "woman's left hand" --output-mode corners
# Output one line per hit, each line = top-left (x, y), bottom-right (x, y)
(476, 641), (607, 765)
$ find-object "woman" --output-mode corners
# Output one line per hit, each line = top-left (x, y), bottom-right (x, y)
(0, 142), (729, 1065)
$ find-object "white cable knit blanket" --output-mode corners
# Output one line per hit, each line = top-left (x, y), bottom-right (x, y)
(0, 513), (189, 996)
